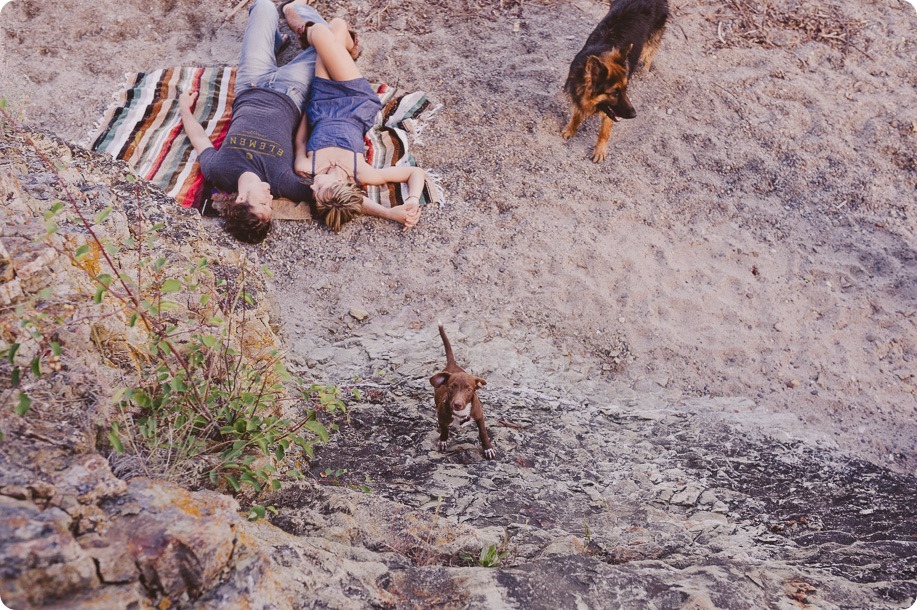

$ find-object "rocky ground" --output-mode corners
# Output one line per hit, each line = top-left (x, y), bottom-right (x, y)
(273, 315), (917, 608)
(1, 0), (916, 607)
(1, 117), (914, 610)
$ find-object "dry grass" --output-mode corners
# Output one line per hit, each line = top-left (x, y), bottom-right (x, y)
(709, 0), (867, 52)
(378, 502), (464, 566)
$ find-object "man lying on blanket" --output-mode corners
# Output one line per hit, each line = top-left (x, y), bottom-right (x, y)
(179, 0), (418, 243)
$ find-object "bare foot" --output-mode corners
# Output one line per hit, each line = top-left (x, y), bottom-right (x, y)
(390, 201), (421, 231)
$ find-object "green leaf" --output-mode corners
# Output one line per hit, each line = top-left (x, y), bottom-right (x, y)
(93, 285), (107, 304)
(225, 475), (241, 492)
(11, 366), (21, 387)
(161, 279), (182, 294)
(37, 287), (53, 300)
(74, 244), (91, 260)
(209, 470), (219, 485)
(97, 273), (113, 287)
(51, 341), (62, 357)
(108, 429), (124, 453)
(93, 206), (113, 224)
(273, 361), (292, 383)
(247, 504), (266, 521)
(304, 420), (329, 443)
(199, 294), (211, 306)
(260, 264), (274, 278)
(16, 392), (32, 416)
(158, 300), (180, 312)
(30, 357), (41, 378)
(124, 173), (137, 183)
(201, 334), (217, 349)
(128, 313), (138, 328)
(45, 201), (64, 219)
(45, 221), (59, 235)
(0, 99), (6, 110)
(7, 343), (20, 364)
(240, 473), (263, 493)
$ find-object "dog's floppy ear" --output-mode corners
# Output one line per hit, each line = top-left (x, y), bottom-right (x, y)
(474, 377), (487, 389)
(430, 372), (450, 388)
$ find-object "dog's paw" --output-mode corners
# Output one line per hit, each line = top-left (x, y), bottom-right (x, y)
(561, 126), (576, 141)
(591, 148), (608, 163)
(483, 447), (497, 460)
(438, 440), (449, 452)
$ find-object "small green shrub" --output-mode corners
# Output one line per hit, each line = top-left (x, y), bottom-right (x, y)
(458, 536), (511, 568)
(0, 108), (344, 497)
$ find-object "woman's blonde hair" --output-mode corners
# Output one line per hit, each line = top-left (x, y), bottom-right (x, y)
(314, 180), (364, 232)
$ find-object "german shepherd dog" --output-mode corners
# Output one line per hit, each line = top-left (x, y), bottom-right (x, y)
(562, 0), (668, 162)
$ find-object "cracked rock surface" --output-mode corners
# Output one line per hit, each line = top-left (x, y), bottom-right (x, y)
(268, 317), (917, 609)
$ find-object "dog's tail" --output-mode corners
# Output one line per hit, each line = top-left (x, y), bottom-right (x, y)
(438, 324), (457, 367)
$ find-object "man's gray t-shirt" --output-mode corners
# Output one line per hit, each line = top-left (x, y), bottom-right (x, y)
(198, 88), (312, 202)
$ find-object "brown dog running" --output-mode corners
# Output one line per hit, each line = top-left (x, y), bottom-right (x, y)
(429, 325), (496, 459)
(562, 0), (669, 162)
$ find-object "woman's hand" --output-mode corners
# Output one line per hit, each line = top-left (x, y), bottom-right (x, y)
(179, 90), (199, 112)
(360, 196), (421, 231)
(294, 155), (311, 178)
(395, 199), (421, 231)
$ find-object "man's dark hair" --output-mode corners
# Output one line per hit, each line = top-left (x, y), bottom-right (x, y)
(222, 201), (271, 244)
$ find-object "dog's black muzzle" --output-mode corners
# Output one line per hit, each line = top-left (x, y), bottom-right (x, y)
(599, 99), (637, 121)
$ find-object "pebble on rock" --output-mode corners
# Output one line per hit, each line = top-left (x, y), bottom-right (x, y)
(349, 307), (369, 321)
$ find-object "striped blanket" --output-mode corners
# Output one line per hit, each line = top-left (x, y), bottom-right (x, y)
(86, 66), (441, 213)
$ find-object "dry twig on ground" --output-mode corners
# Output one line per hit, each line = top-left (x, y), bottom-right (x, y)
(708, 0), (866, 52)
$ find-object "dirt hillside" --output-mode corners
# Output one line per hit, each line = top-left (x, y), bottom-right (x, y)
(1, 0), (914, 474)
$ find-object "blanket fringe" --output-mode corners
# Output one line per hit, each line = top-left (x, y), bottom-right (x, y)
(407, 103), (443, 146)
(80, 71), (136, 148)
(424, 170), (447, 207)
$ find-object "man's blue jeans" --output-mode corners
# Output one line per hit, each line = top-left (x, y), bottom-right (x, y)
(235, 0), (327, 111)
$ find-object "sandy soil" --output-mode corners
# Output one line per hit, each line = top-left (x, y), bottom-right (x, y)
(2, 0), (914, 472)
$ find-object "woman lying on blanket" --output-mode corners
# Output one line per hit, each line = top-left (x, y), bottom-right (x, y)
(178, 0), (415, 243)
(290, 17), (425, 233)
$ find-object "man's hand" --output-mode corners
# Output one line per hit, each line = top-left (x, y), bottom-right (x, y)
(178, 90), (214, 154)
(179, 90), (199, 112)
